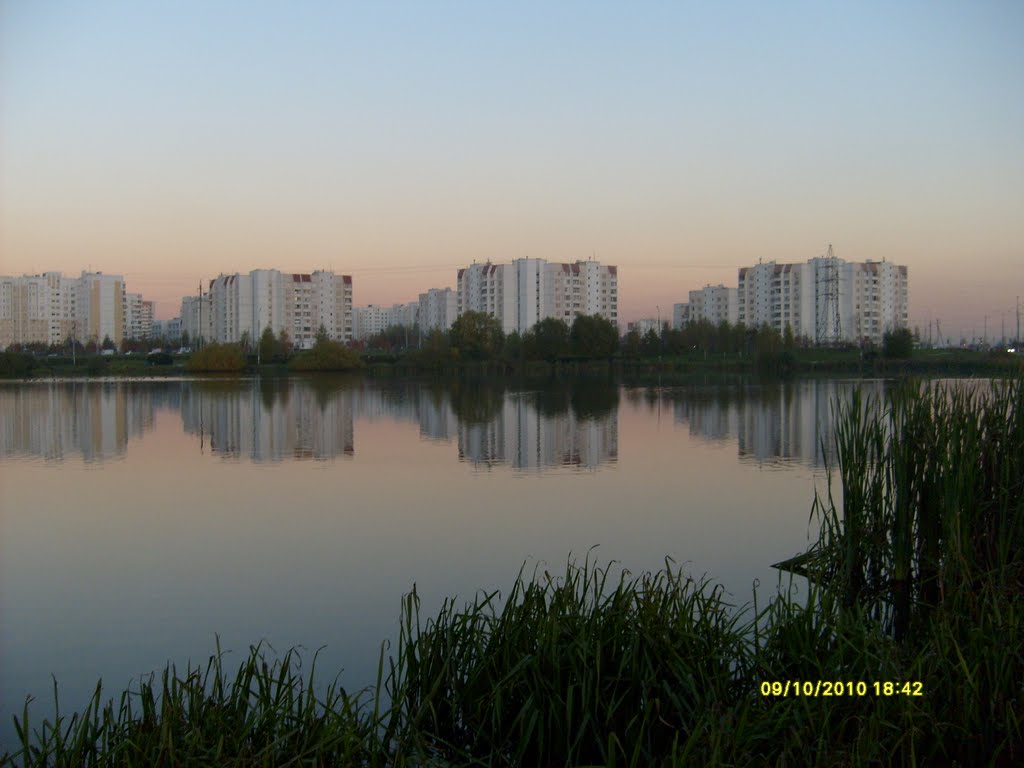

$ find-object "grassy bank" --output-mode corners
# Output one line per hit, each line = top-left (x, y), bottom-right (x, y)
(5, 346), (1021, 381)
(4, 380), (1023, 766)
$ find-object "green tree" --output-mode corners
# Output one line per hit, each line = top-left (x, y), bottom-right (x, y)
(180, 330), (191, 348)
(0, 351), (37, 377)
(883, 327), (914, 359)
(449, 311), (504, 361)
(277, 328), (292, 358)
(502, 331), (525, 362)
(416, 329), (455, 369)
(526, 318), (571, 361)
(640, 328), (661, 358)
(570, 314), (619, 358)
(239, 330), (252, 354)
(258, 326), (276, 364)
(101, 335), (115, 351)
(614, 327), (638, 358)
(754, 324), (792, 372)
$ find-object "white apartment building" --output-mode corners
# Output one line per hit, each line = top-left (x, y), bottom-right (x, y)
(672, 303), (690, 330)
(456, 259), (618, 335)
(845, 260), (909, 344)
(353, 301), (419, 341)
(208, 270), (285, 345)
(165, 317), (182, 342)
(77, 272), (126, 346)
(125, 293), (154, 340)
(180, 294), (212, 344)
(737, 254), (908, 344)
(0, 275), (52, 348)
(682, 284), (737, 327)
(152, 317), (182, 342)
(1, 271), (127, 349)
(560, 260), (618, 325)
(205, 269), (353, 347)
(418, 287), (457, 332)
(283, 271), (354, 349)
(627, 318), (662, 335)
(457, 262), (517, 332)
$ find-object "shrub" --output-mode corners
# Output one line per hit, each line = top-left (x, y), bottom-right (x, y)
(186, 343), (246, 372)
(289, 339), (362, 372)
(0, 351), (36, 377)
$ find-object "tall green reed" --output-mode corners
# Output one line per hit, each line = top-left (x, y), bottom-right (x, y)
(7, 640), (382, 767)
(807, 378), (1024, 639)
(387, 557), (752, 767)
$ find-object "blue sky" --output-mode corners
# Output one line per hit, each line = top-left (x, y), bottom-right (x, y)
(2, 0), (1022, 337)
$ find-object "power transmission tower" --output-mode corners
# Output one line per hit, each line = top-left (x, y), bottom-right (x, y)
(816, 244), (842, 345)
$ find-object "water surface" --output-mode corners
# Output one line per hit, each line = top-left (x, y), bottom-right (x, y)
(0, 376), (885, 745)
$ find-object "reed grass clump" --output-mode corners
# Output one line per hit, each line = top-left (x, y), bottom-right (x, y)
(806, 378), (1024, 637)
(386, 559), (750, 767)
(7, 643), (381, 767)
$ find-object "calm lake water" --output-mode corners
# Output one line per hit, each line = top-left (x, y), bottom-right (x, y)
(0, 375), (889, 745)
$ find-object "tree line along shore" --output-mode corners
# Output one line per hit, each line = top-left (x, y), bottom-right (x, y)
(2, 312), (1021, 378)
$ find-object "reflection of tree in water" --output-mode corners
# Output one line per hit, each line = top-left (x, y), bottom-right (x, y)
(571, 383), (619, 421)
(532, 384), (571, 418)
(194, 379), (247, 397)
(259, 377), (291, 410)
(374, 381), (423, 410)
(304, 374), (359, 410)
(449, 381), (506, 425)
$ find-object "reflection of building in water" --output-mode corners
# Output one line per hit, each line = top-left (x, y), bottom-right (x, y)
(673, 395), (740, 444)
(672, 380), (887, 468)
(457, 394), (618, 470)
(3, 381), (616, 469)
(350, 385), (457, 442)
(0, 381), (177, 461)
(180, 383), (354, 461)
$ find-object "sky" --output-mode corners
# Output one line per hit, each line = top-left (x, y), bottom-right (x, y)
(1, 1), (1022, 339)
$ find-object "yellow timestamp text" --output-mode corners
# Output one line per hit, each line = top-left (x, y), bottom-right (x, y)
(760, 680), (924, 697)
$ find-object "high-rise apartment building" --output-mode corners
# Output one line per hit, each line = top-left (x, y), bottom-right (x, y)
(737, 255), (908, 344)
(0, 275), (52, 348)
(353, 301), (419, 341)
(675, 284), (737, 328)
(456, 259), (617, 334)
(418, 288), (457, 333)
(281, 271), (353, 349)
(672, 303), (691, 330)
(125, 294), (154, 340)
(76, 272), (126, 346)
(204, 269), (353, 347)
(0, 271), (127, 349)
(180, 294), (212, 344)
